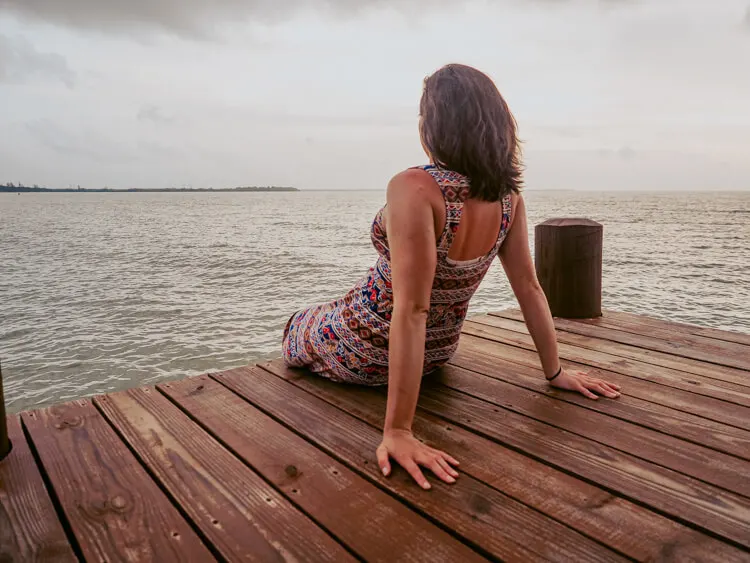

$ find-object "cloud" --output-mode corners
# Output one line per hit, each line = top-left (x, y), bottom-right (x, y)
(0, 0), (623, 37)
(0, 34), (76, 87)
(137, 104), (176, 125)
(744, 6), (750, 28)
(24, 118), (134, 161)
(0, 0), (402, 36)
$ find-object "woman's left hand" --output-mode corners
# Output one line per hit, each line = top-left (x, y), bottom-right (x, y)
(549, 368), (621, 400)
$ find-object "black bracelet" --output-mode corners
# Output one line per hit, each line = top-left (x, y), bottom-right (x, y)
(546, 366), (563, 382)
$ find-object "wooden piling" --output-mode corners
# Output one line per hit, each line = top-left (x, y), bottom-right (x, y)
(535, 218), (603, 319)
(0, 359), (11, 460)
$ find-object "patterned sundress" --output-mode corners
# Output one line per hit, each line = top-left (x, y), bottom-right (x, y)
(282, 164), (513, 385)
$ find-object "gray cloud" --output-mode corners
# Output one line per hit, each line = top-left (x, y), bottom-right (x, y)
(0, 0), (615, 37)
(0, 0), (409, 36)
(24, 118), (133, 162)
(744, 6), (750, 28)
(0, 34), (75, 87)
(137, 104), (176, 125)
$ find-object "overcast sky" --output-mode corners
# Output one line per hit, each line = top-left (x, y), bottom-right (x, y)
(1, 0), (749, 191)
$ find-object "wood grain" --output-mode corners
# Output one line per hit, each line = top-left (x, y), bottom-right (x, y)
(464, 319), (750, 411)
(576, 312), (750, 357)
(493, 310), (750, 377)
(434, 364), (750, 497)
(449, 345), (750, 461)
(534, 218), (603, 318)
(212, 366), (626, 563)
(263, 359), (750, 563)
(160, 373), (486, 563)
(454, 334), (750, 431)
(95, 386), (354, 562)
(0, 414), (77, 562)
(412, 384), (750, 549)
(602, 309), (750, 347)
(22, 399), (214, 563)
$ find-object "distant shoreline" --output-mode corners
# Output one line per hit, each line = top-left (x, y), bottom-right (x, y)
(0, 186), (298, 193)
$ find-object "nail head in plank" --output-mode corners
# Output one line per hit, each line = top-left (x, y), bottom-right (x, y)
(263, 361), (750, 563)
(160, 374), (486, 563)
(21, 400), (214, 562)
(95, 387), (354, 562)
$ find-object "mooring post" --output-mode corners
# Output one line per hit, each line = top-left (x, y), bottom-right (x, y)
(0, 359), (11, 461)
(535, 218), (603, 319)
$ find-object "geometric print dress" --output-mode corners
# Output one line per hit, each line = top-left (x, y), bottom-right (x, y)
(282, 164), (513, 385)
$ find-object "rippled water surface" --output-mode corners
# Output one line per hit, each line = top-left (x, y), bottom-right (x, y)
(1, 190), (748, 413)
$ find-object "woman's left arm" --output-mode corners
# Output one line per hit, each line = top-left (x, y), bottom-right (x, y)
(377, 170), (460, 490)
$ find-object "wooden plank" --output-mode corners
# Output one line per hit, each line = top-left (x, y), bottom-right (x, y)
(449, 345), (750, 461)
(262, 360), (750, 563)
(433, 363), (750, 498)
(576, 311), (750, 357)
(94, 387), (354, 562)
(455, 334), (750, 431)
(464, 319), (750, 410)
(492, 310), (750, 379)
(160, 374), (488, 563)
(0, 414), (77, 562)
(602, 309), (750, 347)
(413, 384), (750, 549)
(209, 366), (627, 563)
(21, 399), (215, 562)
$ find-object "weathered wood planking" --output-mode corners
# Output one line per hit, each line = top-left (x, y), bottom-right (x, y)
(577, 311), (750, 355)
(492, 310), (750, 379)
(160, 373), (485, 563)
(433, 363), (750, 497)
(94, 387), (354, 562)
(449, 345), (750, 461)
(3, 308), (750, 562)
(600, 309), (750, 347)
(262, 359), (750, 563)
(21, 400), (215, 562)
(213, 366), (626, 563)
(464, 319), (750, 409)
(0, 415), (77, 562)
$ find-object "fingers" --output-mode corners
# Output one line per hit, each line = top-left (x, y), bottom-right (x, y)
(586, 378), (621, 398)
(443, 453), (460, 467)
(403, 461), (431, 490)
(577, 384), (599, 400)
(437, 457), (459, 479)
(376, 445), (391, 477)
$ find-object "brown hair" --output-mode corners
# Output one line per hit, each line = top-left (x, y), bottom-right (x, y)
(419, 64), (523, 201)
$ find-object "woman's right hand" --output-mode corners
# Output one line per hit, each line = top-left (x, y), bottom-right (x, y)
(376, 429), (460, 490)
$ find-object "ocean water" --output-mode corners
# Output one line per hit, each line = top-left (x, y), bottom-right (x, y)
(1, 190), (748, 413)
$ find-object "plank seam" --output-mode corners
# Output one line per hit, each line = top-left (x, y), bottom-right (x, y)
(89, 396), (225, 563)
(462, 328), (750, 416)
(153, 380), (367, 563)
(205, 370), (501, 563)
(486, 313), (750, 381)
(441, 380), (750, 500)
(20, 415), (85, 563)
(406, 390), (750, 554)
(261, 368), (646, 562)
(446, 359), (750, 463)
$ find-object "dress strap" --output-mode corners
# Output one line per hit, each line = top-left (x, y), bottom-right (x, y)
(412, 164), (470, 250)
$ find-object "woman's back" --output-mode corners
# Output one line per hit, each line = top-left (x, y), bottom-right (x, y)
(282, 164), (512, 385)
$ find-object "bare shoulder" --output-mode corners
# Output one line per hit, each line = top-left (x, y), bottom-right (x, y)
(386, 168), (442, 204)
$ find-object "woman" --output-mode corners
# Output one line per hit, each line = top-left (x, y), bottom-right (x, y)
(283, 63), (621, 490)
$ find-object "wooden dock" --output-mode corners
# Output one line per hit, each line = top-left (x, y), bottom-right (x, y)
(2, 309), (749, 562)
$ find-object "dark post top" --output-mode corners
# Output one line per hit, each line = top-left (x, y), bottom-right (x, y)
(0, 360), (11, 461)
(535, 218), (603, 319)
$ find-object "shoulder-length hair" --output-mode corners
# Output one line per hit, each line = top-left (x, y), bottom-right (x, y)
(419, 64), (523, 201)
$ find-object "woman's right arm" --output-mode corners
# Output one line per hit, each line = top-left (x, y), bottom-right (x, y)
(498, 195), (620, 399)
